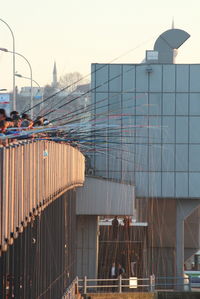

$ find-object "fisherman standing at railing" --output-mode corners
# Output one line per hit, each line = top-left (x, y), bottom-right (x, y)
(112, 216), (119, 240)
(21, 113), (34, 129)
(118, 263), (125, 277)
(109, 262), (118, 292)
(123, 216), (131, 240)
(0, 109), (11, 131)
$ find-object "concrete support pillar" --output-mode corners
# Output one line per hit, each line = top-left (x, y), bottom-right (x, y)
(76, 215), (99, 279)
(176, 199), (200, 290)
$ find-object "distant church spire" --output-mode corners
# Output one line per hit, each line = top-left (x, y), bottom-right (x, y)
(52, 61), (58, 88)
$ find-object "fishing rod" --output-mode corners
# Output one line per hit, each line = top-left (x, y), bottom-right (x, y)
(48, 89), (149, 125)
(41, 66), (136, 120)
(53, 99), (143, 126)
(28, 36), (154, 117)
(78, 143), (148, 170)
(36, 62), (148, 123)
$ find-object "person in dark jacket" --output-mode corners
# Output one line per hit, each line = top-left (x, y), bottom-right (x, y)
(109, 262), (117, 292)
(112, 216), (119, 240)
(118, 263), (125, 277)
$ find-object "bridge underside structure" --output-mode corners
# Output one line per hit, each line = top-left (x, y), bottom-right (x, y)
(76, 176), (136, 279)
(0, 140), (85, 299)
(136, 197), (200, 287)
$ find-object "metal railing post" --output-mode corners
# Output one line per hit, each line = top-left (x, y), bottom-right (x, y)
(76, 276), (79, 294)
(149, 274), (155, 292)
(118, 275), (122, 293)
(188, 276), (191, 291)
(150, 275), (152, 292)
(83, 276), (87, 294)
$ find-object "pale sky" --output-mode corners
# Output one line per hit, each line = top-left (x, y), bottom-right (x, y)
(0, 0), (200, 91)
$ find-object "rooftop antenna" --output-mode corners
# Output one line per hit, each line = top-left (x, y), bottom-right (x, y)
(172, 17), (175, 29)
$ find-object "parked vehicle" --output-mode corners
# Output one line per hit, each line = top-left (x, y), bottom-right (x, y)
(184, 271), (200, 288)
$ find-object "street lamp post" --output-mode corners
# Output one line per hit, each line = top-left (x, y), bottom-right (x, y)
(15, 74), (44, 112)
(15, 74), (41, 92)
(0, 48), (33, 117)
(0, 19), (16, 109)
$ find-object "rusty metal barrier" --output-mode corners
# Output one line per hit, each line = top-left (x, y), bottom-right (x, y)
(62, 277), (79, 299)
(0, 140), (85, 252)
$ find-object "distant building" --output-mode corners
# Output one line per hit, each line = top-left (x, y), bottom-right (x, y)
(19, 86), (44, 99)
(19, 61), (58, 98)
(17, 63), (91, 118)
(89, 27), (200, 282)
(90, 28), (196, 198)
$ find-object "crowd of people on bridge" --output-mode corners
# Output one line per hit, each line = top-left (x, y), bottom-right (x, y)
(0, 109), (49, 134)
(0, 108), (82, 149)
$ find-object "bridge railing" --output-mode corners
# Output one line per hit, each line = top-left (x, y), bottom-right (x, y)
(62, 277), (79, 299)
(77, 275), (155, 294)
(0, 140), (85, 252)
(76, 275), (193, 294)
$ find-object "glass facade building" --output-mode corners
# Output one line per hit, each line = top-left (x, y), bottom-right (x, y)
(91, 63), (200, 198)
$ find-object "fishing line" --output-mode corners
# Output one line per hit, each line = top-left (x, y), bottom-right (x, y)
(25, 35), (154, 117)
